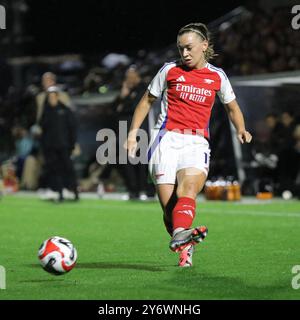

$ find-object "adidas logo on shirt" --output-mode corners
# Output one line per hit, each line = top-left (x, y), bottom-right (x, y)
(176, 75), (186, 82)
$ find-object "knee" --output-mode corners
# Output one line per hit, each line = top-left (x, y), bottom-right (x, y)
(177, 182), (198, 199)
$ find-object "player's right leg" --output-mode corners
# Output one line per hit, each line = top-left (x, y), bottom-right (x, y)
(169, 168), (208, 253)
(170, 226), (208, 252)
(156, 184), (197, 267)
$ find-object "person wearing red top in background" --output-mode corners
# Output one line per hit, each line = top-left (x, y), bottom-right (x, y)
(125, 23), (252, 267)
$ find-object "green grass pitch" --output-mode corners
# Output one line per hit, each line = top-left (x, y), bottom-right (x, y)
(0, 194), (300, 300)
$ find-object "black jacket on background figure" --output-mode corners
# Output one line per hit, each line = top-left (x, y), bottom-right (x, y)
(115, 82), (155, 198)
(40, 102), (78, 200)
(40, 102), (76, 151)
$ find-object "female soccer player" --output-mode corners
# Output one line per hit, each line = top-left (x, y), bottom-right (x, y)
(125, 23), (252, 267)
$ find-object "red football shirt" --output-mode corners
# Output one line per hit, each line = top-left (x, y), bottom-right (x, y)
(148, 61), (236, 138)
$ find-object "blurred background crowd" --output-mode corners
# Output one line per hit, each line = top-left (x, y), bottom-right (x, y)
(0, 0), (299, 200)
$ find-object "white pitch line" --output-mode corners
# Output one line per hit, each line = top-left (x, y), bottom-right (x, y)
(41, 204), (300, 219)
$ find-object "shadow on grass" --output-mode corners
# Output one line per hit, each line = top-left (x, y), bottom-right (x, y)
(76, 262), (166, 272)
(164, 271), (291, 299)
(27, 262), (165, 272)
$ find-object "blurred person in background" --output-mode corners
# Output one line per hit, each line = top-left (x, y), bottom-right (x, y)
(40, 86), (79, 202)
(125, 22), (252, 267)
(30, 72), (80, 191)
(114, 66), (154, 200)
(11, 125), (34, 181)
(264, 113), (284, 153)
(279, 111), (297, 148)
(292, 125), (300, 199)
(277, 111), (300, 197)
(36, 72), (71, 123)
(249, 113), (288, 196)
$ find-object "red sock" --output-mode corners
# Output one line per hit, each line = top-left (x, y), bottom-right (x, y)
(172, 197), (196, 230)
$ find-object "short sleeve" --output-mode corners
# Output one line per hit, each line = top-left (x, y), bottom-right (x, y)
(147, 63), (173, 98)
(217, 71), (236, 104)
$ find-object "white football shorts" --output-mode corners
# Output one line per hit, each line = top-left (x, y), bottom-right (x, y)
(147, 129), (211, 185)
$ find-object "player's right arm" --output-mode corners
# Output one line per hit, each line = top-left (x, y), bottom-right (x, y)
(125, 62), (173, 157)
(125, 90), (156, 158)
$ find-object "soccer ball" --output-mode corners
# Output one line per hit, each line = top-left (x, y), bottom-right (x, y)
(38, 236), (77, 275)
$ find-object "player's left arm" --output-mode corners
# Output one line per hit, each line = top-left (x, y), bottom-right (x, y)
(224, 99), (252, 144)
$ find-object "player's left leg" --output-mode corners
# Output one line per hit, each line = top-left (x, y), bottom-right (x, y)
(178, 243), (194, 267)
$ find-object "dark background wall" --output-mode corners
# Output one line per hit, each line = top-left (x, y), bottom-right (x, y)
(20, 0), (248, 55)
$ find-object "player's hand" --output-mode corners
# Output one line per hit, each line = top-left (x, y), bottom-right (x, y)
(124, 138), (137, 158)
(237, 130), (252, 144)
